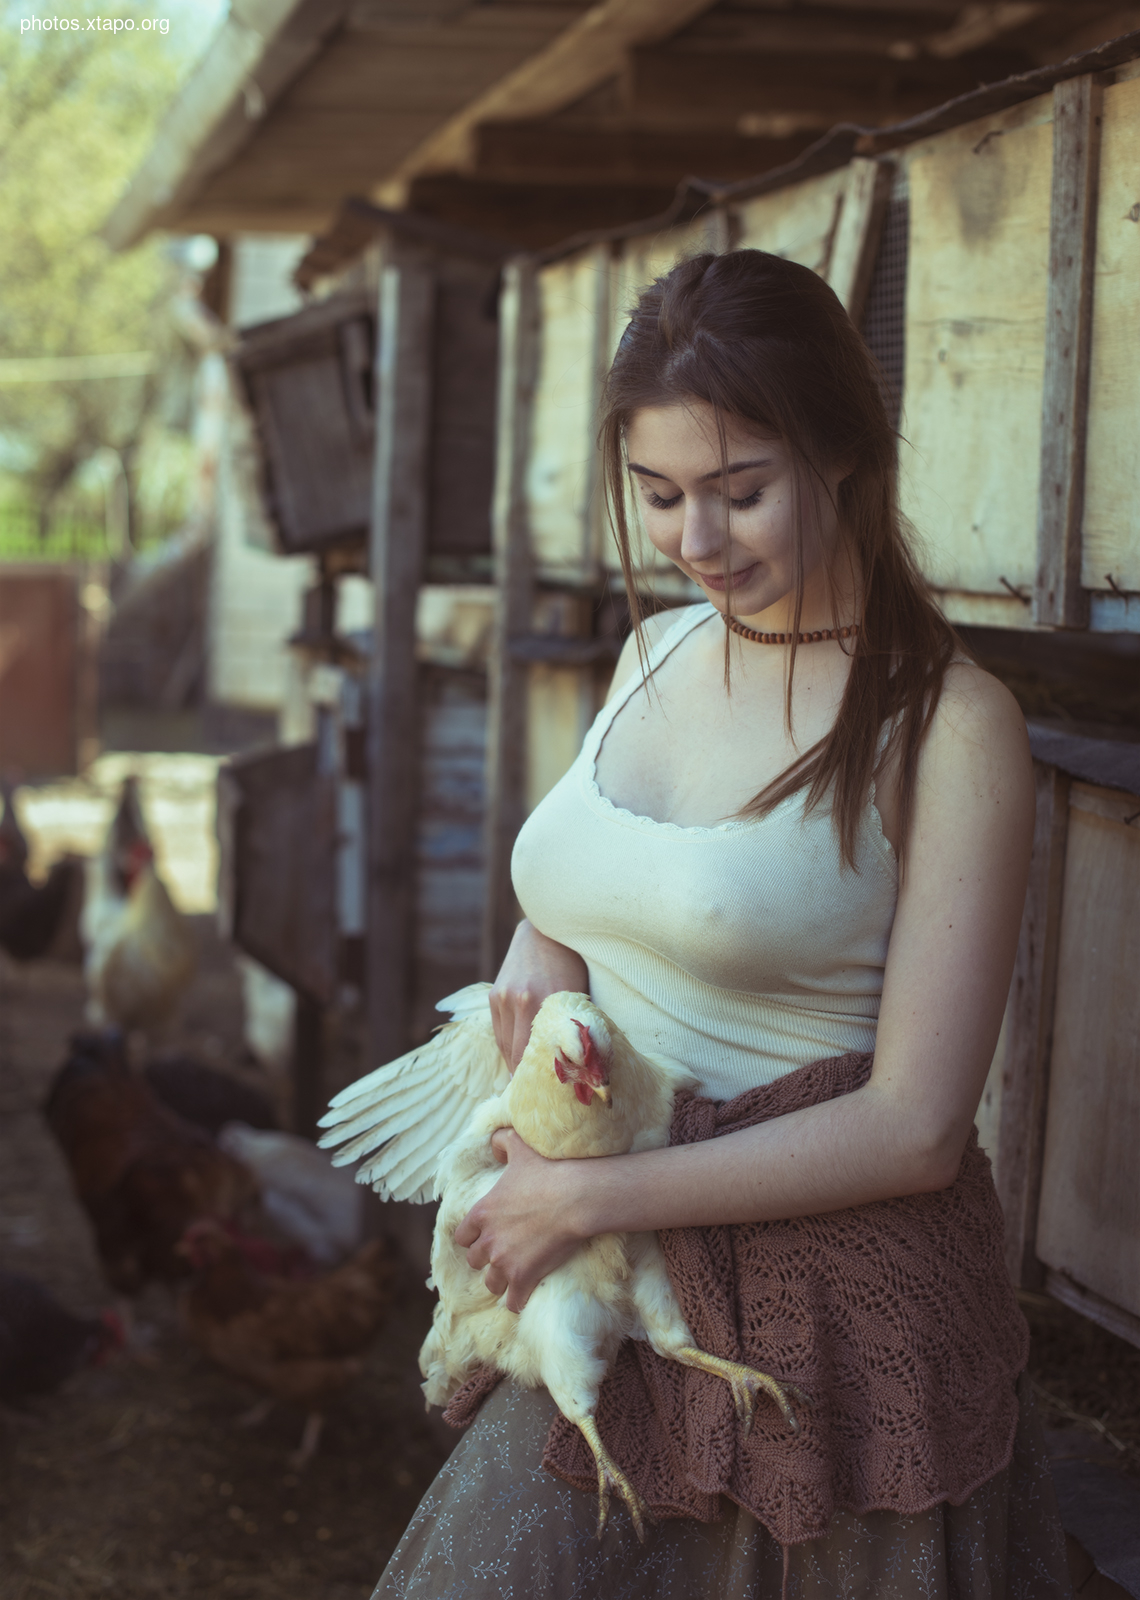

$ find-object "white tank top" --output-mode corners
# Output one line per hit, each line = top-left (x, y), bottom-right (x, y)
(511, 603), (899, 1100)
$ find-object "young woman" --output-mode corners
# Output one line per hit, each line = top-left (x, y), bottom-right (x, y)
(375, 250), (1072, 1596)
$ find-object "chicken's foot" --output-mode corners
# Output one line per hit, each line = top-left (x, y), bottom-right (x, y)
(672, 1346), (810, 1436)
(288, 1410), (324, 1470)
(576, 1415), (653, 1543)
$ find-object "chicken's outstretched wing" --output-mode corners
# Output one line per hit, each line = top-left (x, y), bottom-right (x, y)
(317, 984), (509, 1203)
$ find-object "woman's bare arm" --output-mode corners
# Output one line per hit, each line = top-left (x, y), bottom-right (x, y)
(460, 666), (1035, 1310)
(490, 919), (589, 1070)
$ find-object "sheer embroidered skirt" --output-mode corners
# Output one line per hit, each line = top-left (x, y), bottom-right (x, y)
(372, 1374), (1071, 1599)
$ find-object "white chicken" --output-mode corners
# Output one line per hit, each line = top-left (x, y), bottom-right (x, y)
(319, 984), (808, 1538)
(217, 1123), (364, 1267)
(81, 776), (196, 1033)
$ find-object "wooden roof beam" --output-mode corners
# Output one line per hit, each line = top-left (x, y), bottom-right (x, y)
(470, 119), (814, 185)
(372, 0), (721, 206)
(671, 2), (1060, 59)
(103, 0), (352, 250)
(624, 43), (1034, 128)
(925, 3), (1046, 58)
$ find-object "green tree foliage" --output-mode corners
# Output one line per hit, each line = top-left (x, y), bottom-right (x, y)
(0, 1), (221, 543)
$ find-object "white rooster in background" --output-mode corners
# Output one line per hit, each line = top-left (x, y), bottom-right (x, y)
(319, 984), (808, 1538)
(81, 777), (196, 1034)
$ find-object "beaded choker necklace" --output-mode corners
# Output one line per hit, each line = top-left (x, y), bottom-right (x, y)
(722, 613), (860, 646)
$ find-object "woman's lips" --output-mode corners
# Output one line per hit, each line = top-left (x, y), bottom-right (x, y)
(692, 563), (759, 593)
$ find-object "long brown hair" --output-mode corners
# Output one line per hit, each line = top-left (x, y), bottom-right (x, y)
(600, 248), (960, 870)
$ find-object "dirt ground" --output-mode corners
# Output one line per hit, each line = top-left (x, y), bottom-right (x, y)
(2, 924), (1139, 1600)
(0, 925), (451, 1600)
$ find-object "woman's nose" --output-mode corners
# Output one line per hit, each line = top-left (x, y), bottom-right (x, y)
(679, 498), (725, 567)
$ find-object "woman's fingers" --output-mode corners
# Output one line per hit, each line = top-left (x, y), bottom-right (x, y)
(489, 919), (591, 1070)
(489, 984), (543, 1071)
(483, 1265), (510, 1301)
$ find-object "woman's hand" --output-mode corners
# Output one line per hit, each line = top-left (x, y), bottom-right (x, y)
(454, 1129), (585, 1313)
(489, 919), (589, 1070)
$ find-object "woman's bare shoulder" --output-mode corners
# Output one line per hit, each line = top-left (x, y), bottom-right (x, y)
(914, 660), (1033, 836)
(604, 604), (707, 704)
(931, 659), (1029, 762)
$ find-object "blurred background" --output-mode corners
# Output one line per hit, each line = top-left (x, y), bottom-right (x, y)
(1, 3), (1139, 1596)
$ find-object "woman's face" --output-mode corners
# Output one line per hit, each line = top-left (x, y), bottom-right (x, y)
(625, 401), (846, 627)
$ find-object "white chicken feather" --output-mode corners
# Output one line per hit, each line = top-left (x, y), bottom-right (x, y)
(318, 984), (808, 1537)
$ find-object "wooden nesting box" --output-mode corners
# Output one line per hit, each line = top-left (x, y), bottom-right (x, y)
(216, 742), (338, 1006)
(234, 290), (377, 556)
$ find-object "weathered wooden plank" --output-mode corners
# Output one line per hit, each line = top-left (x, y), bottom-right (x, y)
(1033, 75), (1101, 629)
(367, 246), (435, 1065)
(1079, 72), (1140, 598)
(994, 760), (1069, 1289)
(826, 157), (894, 325)
(900, 104), (1053, 609)
(528, 248), (604, 582)
(526, 664), (593, 817)
(427, 260), (501, 558)
(481, 258), (539, 979)
(1036, 781), (1140, 1320)
(1044, 1269), (1140, 1354)
(734, 164), (849, 273)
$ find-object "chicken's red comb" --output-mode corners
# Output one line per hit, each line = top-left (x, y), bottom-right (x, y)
(573, 1020), (608, 1086)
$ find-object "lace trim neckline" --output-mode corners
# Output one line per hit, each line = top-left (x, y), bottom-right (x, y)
(578, 602), (896, 865)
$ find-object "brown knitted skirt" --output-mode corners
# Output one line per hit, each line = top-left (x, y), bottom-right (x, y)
(372, 1372), (1072, 1599)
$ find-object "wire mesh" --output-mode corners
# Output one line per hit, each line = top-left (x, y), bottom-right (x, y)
(860, 183), (910, 434)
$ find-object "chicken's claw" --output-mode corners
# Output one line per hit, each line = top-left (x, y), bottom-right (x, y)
(673, 1345), (811, 1436)
(577, 1416), (654, 1542)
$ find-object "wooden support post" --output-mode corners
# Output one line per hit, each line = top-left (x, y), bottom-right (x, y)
(994, 762), (1070, 1289)
(366, 246), (435, 1066)
(585, 240), (614, 581)
(827, 157), (893, 325)
(1033, 74), (1101, 629)
(291, 991), (324, 1140)
(481, 258), (538, 979)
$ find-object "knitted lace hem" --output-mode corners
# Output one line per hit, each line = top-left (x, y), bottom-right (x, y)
(442, 1050), (1029, 1548)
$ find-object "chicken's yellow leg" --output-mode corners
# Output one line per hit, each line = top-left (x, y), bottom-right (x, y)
(671, 1346), (811, 1436)
(576, 1415), (654, 1543)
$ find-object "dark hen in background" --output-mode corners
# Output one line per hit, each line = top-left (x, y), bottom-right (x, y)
(0, 1270), (123, 1404)
(0, 781), (83, 962)
(143, 1054), (278, 1138)
(43, 1030), (259, 1298)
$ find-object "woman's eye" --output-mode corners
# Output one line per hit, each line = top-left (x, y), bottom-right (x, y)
(731, 487), (763, 510)
(646, 489), (682, 510)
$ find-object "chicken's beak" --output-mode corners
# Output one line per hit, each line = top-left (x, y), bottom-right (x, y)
(592, 1083), (611, 1105)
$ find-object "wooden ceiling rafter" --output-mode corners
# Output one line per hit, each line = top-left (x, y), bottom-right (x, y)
(370, 0), (724, 204)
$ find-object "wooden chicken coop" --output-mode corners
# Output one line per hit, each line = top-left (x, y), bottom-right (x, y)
(106, 0), (1140, 1369)
(479, 32), (1140, 1352)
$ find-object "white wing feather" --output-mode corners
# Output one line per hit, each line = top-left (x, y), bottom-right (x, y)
(317, 983), (509, 1203)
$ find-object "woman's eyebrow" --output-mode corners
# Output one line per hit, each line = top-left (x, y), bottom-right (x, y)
(627, 458), (773, 483)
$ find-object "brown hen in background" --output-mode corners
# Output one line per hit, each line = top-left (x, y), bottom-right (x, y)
(43, 1030), (259, 1303)
(179, 1219), (397, 1467)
